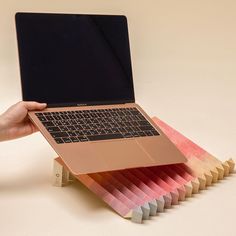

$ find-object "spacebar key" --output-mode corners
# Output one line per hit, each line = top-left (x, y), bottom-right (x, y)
(87, 133), (123, 141)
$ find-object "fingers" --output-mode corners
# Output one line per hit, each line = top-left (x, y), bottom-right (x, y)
(20, 101), (47, 111)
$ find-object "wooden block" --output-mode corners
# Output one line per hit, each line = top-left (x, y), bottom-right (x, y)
(141, 202), (151, 220)
(148, 199), (158, 216)
(215, 164), (225, 179)
(204, 171), (213, 186)
(156, 196), (165, 212)
(128, 207), (143, 223)
(169, 189), (180, 205)
(52, 158), (72, 187)
(191, 178), (200, 193)
(177, 186), (186, 201)
(184, 181), (193, 197)
(53, 158), (63, 187)
(222, 161), (230, 176)
(163, 193), (172, 209)
(197, 174), (207, 190)
(52, 157), (74, 187)
(227, 158), (235, 173)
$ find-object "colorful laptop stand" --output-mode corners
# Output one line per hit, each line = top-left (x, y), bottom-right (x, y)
(52, 117), (235, 223)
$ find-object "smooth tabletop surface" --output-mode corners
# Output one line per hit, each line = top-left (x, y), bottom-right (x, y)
(0, 1), (236, 235)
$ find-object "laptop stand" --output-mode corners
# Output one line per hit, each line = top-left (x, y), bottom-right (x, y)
(52, 117), (235, 223)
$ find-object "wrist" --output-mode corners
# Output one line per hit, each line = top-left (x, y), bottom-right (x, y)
(0, 115), (9, 141)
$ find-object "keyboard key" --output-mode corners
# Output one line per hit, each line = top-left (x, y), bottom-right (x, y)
(139, 125), (153, 131)
(46, 126), (60, 132)
(71, 136), (79, 142)
(151, 130), (160, 136)
(53, 115), (61, 120)
(83, 130), (92, 135)
(138, 131), (146, 136)
(62, 137), (72, 143)
(38, 116), (47, 121)
(130, 110), (139, 115)
(145, 130), (153, 136)
(54, 121), (62, 126)
(60, 126), (69, 131)
(55, 138), (64, 144)
(51, 132), (69, 138)
(42, 121), (54, 127)
(78, 136), (89, 142)
(138, 120), (150, 126)
(123, 133), (133, 138)
(77, 120), (85, 125)
(132, 131), (140, 137)
(75, 130), (84, 136)
(45, 116), (54, 121)
(68, 131), (77, 137)
(67, 125), (75, 131)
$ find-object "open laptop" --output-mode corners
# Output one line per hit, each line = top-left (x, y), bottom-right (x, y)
(15, 12), (186, 175)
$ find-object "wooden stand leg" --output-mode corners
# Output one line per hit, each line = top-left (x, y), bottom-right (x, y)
(52, 158), (74, 187)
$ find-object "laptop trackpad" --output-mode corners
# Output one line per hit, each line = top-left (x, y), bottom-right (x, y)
(90, 139), (154, 171)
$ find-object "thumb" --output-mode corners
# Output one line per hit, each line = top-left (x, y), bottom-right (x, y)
(23, 102), (47, 111)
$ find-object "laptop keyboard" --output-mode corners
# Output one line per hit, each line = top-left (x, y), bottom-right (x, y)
(35, 107), (159, 144)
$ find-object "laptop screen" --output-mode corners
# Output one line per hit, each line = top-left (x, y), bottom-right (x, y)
(15, 13), (135, 107)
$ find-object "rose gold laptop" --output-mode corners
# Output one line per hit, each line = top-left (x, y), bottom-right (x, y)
(15, 12), (186, 175)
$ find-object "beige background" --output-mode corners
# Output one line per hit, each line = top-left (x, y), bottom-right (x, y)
(0, 0), (236, 235)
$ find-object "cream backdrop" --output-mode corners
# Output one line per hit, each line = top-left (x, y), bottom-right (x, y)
(0, 1), (235, 236)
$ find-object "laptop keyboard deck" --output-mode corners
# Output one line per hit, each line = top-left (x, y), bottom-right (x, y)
(35, 107), (159, 144)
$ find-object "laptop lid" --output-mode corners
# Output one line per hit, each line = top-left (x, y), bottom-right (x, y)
(15, 13), (135, 107)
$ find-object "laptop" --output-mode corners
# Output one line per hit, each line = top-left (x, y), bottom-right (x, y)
(15, 12), (186, 175)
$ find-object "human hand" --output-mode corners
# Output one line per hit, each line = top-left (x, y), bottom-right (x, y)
(0, 101), (47, 141)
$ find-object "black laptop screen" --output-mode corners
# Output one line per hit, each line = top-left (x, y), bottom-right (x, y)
(15, 13), (135, 106)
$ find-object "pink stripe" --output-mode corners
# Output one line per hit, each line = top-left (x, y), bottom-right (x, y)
(152, 117), (207, 158)
(77, 174), (131, 216)
(110, 170), (153, 202)
(172, 164), (196, 182)
(161, 166), (188, 185)
(100, 172), (145, 206)
(89, 173), (137, 210)
(129, 168), (167, 195)
(121, 169), (164, 199)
